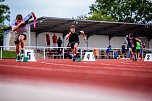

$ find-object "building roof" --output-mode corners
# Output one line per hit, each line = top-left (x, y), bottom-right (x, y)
(25, 16), (152, 38)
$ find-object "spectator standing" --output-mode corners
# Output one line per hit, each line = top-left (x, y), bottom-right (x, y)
(136, 40), (141, 59)
(106, 45), (112, 59)
(121, 44), (126, 59)
(46, 34), (50, 47)
(57, 37), (63, 54)
(52, 33), (57, 47)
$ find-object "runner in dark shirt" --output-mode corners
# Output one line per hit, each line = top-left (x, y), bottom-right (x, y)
(126, 33), (141, 61)
(65, 25), (87, 61)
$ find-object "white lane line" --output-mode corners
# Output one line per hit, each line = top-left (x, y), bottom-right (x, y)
(43, 62), (152, 73)
(0, 64), (152, 78)
(98, 62), (152, 68)
(46, 60), (152, 68)
(77, 62), (152, 68)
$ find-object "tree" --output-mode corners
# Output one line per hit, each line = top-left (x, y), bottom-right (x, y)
(77, 15), (88, 20)
(87, 10), (116, 21)
(88, 0), (152, 24)
(0, 0), (10, 26)
(0, 0), (10, 46)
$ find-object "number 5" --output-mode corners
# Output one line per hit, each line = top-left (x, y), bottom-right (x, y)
(27, 52), (31, 60)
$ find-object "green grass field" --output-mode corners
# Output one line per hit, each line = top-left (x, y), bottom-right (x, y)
(0, 51), (16, 59)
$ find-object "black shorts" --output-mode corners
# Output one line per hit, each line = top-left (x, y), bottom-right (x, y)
(131, 47), (136, 52)
(128, 45), (136, 52)
(68, 42), (79, 49)
(122, 49), (126, 54)
(14, 33), (27, 44)
(136, 49), (140, 53)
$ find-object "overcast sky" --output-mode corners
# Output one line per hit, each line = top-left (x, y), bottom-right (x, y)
(4, 0), (96, 24)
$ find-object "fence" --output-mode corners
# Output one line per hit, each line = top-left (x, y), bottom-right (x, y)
(0, 46), (152, 60)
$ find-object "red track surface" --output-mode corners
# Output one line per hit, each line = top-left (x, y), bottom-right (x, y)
(0, 59), (152, 96)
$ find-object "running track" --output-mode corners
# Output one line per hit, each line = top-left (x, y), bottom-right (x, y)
(0, 59), (152, 101)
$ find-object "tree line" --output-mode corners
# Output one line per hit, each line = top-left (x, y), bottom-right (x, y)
(80, 0), (152, 24)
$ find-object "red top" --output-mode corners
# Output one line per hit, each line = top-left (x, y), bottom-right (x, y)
(46, 34), (50, 43)
(52, 35), (57, 43)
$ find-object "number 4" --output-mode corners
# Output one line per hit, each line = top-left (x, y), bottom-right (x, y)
(87, 54), (90, 60)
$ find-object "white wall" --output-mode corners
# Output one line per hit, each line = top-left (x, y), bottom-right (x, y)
(140, 37), (149, 48)
(88, 35), (109, 48)
(149, 39), (152, 48)
(37, 32), (63, 47)
(110, 37), (149, 48)
(110, 37), (125, 48)
(4, 33), (11, 46)
(30, 32), (36, 46)
(3, 29), (151, 50)
(3, 30), (12, 50)
(3, 30), (11, 46)
(79, 35), (87, 47)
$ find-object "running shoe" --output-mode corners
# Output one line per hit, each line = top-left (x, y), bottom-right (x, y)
(16, 55), (21, 62)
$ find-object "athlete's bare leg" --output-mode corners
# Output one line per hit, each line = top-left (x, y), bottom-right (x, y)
(129, 48), (133, 60)
(19, 35), (25, 49)
(72, 43), (78, 61)
(73, 43), (78, 55)
(16, 44), (20, 54)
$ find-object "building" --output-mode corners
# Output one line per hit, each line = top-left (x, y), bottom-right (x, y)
(3, 17), (152, 50)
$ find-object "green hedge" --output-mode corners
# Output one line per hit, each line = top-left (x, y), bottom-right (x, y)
(1, 51), (16, 59)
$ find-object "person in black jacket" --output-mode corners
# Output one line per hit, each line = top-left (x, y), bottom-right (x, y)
(126, 33), (140, 61)
(57, 37), (62, 54)
(65, 25), (87, 61)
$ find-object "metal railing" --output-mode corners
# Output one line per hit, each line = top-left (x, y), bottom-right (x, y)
(0, 46), (152, 60)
